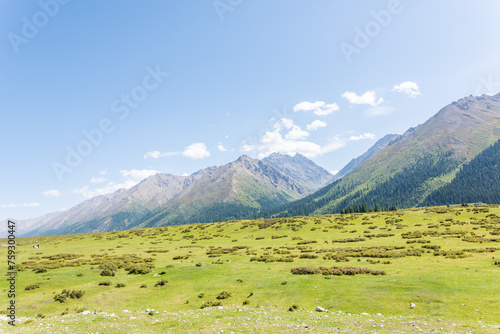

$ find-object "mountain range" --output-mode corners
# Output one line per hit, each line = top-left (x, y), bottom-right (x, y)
(260, 93), (500, 218)
(21, 153), (333, 236)
(13, 92), (500, 237)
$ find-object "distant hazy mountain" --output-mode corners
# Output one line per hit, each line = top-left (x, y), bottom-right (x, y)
(23, 153), (331, 236)
(259, 93), (500, 217)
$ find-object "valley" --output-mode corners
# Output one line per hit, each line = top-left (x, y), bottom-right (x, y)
(1, 204), (499, 332)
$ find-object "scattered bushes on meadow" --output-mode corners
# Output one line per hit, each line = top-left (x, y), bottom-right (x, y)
(291, 266), (386, 276)
(54, 290), (85, 303)
(323, 253), (350, 262)
(331, 238), (365, 243)
(200, 301), (222, 309)
(433, 250), (470, 259)
(216, 291), (231, 300)
(154, 280), (168, 287)
(250, 255), (293, 263)
(100, 269), (115, 277)
(25, 284), (40, 291)
(296, 240), (317, 245)
(98, 281), (112, 286)
(115, 283), (126, 288)
(127, 266), (152, 275)
(421, 245), (441, 250)
(299, 254), (318, 259)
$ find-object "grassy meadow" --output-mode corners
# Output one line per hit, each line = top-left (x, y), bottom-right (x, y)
(1, 205), (500, 333)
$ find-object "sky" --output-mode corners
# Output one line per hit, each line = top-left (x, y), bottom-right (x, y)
(2, 0), (500, 221)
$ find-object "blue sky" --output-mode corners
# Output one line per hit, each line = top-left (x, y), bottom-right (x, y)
(2, 0), (500, 220)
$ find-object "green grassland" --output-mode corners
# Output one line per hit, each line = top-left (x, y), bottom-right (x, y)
(1, 205), (500, 333)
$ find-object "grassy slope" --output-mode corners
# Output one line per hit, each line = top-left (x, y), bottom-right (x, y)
(1, 205), (499, 333)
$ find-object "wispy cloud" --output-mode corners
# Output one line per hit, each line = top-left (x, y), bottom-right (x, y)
(247, 118), (374, 159)
(392, 81), (421, 98)
(241, 144), (256, 152)
(42, 189), (60, 197)
(349, 133), (376, 141)
(293, 101), (339, 116)
(144, 150), (180, 159)
(1, 203), (40, 208)
(364, 106), (396, 117)
(90, 177), (107, 184)
(342, 90), (383, 106)
(73, 169), (160, 199)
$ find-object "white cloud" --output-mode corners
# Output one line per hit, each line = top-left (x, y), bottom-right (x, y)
(257, 129), (323, 159)
(392, 81), (421, 98)
(330, 170), (339, 175)
(342, 90), (383, 106)
(285, 125), (310, 140)
(73, 169), (160, 199)
(182, 142), (210, 159)
(144, 150), (180, 159)
(364, 106), (396, 117)
(274, 118), (295, 130)
(182, 172), (189, 176)
(1, 203), (40, 208)
(90, 177), (107, 184)
(349, 133), (376, 141)
(293, 101), (339, 116)
(99, 169), (108, 175)
(306, 120), (327, 131)
(241, 144), (256, 152)
(217, 143), (228, 152)
(42, 189), (60, 197)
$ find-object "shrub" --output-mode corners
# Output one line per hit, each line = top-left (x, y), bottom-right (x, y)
(291, 266), (386, 276)
(99, 261), (118, 272)
(76, 273), (84, 277)
(100, 269), (115, 277)
(54, 289), (85, 303)
(115, 283), (126, 288)
(25, 284), (40, 291)
(243, 300), (250, 305)
(195, 263), (202, 267)
(323, 253), (350, 262)
(281, 281), (288, 285)
(198, 293), (205, 298)
(200, 301), (222, 309)
(290, 266), (323, 275)
(216, 291), (231, 300)
(127, 266), (151, 275)
(140, 284), (147, 288)
(299, 254), (318, 259)
(154, 280), (169, 287)
(98, 281), (112, 286)
(34, 268), (47, 274)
